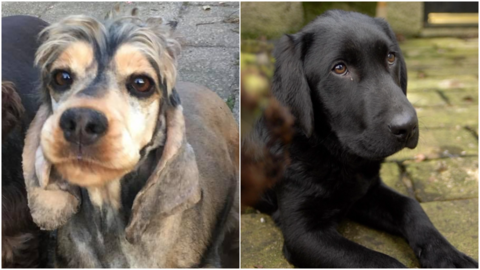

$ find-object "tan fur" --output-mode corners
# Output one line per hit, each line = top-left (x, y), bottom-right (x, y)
(86, 180), (121, 209)
(114, 44), (160, 87)
(50, 41), (94, 78)
(23, 105), (80, 230)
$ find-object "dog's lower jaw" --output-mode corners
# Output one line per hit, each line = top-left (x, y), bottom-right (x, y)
(53, 159), (136, 187)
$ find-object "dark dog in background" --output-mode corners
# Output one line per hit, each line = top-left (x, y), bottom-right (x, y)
(4, 10), (238, 268)
(2, 15), (50, 268)
(249, 10), (478, 268)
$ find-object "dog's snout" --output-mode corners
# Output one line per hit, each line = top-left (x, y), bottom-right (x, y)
(60, 108), (108, 145)
(388, 112), (418, 146)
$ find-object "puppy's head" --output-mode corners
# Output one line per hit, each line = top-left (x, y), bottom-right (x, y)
(273, 10), (418, 160)
(35, 11), (181, 186)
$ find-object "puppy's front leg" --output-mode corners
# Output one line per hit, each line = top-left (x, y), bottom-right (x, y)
(277, 190), (406, 268)
(348, 181), (478, 268)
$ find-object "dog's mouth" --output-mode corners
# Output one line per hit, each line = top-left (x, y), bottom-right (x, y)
(52, 140), (141, 170)
(352, 131), (419, 160)
(41, 125), (143, 185)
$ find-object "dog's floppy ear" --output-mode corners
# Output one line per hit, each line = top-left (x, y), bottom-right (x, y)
(125, 106), (201, 244)
(272, 33), (314, 137)
(23, 104), (81, 230)
(374, 17), (408, 93)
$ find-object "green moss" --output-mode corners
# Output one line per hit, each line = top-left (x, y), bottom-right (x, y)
(442, 89), (478, 106)
(422, 199), (478, 260)
(381, 162), (410, 197)
(407, 76), (479, 93)
(406, 157), (478, 202)
(387, 127), (478, 161)
(241, 213), (293, 268)
(407, 92), (447, 107)
(226, 96), (235, 111)
(415, 106), (478, 128)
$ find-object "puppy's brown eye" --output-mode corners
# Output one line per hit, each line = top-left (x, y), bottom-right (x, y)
(333, 63), (347, 75)
(54, 70), (73, 87)
(127, 75), (154, 97)
(387, 52), (396, 64)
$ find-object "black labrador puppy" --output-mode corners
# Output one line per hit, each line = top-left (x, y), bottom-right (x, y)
(252, 10), (478, 268)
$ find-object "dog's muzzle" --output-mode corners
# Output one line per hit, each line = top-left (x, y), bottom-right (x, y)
(59, 108), (108, 145)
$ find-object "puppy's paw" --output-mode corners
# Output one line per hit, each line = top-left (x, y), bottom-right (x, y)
(417, 240), (478, 268)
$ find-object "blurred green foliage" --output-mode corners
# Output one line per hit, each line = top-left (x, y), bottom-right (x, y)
(241, 2), (378, 40)
(302, 2), (377, 25)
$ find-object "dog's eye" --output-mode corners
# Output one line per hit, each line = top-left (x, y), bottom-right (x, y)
(127, 75), (154, 97)
(133, 76), (151, 92)
(333, 63), (347, 75)
(54, 70), (73, 87)
(387, 52), (396, 64)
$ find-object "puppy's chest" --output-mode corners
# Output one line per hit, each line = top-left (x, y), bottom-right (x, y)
(287, 157), (379, 202)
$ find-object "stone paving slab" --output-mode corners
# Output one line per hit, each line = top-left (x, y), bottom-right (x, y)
(406, 157), (478, 202)
(2, 2), (56, 17)
(407, 68), (478, 80)
(405, 57), (478, 69)
(421, 198), (479, 260)
(406, 86), (476, 108)
(177, 3), (239, 48)
(416, 106), (478, 128)
(380, 162), (411, 197)
(408, 91), (447, 107)
(241, 213), (293, 268)
(407, 76), (478, 92)
(442, 89), (478, 106)
(188, 2), (239, 7)
(177, 46), (239, 101)
(2, 1), (240, 121)
(241, 197), (478, 268)
(387, 127), (477, 161)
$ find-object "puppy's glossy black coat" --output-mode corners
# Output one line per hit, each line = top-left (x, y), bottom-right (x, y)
(255, 10), (477, 268)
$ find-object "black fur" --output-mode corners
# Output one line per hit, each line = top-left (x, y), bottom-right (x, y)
(2, 15), (51, 268)
(257, 10), (478, 268)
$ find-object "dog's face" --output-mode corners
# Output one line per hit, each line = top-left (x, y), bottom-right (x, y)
(273, 10), (418, 160)
(35, 16), (180, 186)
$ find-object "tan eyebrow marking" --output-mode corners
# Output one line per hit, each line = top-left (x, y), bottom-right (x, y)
(114, 43), (159, 85)
(51, 41), (95, 78)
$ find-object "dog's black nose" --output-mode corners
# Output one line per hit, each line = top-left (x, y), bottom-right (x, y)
(388, 112), (418, 146)
(59, 108), (108, 145)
